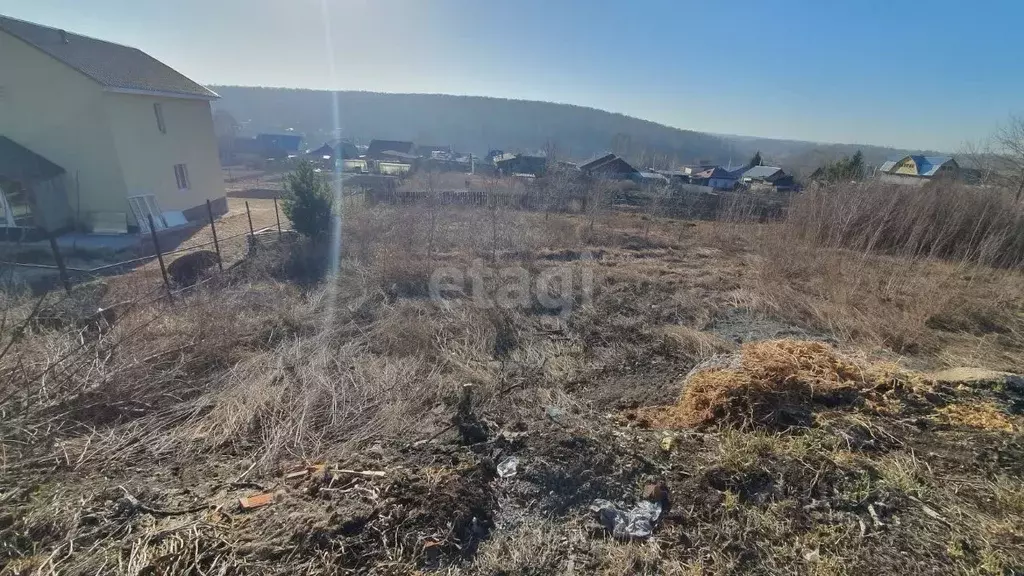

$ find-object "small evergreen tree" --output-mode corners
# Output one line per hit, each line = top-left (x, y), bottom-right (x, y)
(849, 150), (865, 180)
(282, 160), (333, 240)
(748, 150), (763, 168)
(812, 150), (866, 184)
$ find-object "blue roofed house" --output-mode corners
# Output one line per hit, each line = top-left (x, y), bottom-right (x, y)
(690, 166), (737, 190)
(877, 155), (959, 186)
(255, 133), (303, 158)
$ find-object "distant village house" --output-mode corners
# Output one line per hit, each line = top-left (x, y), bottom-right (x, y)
(690, 166), (737, 190)
(579, 153), (639, 180)
(494, 153), (547, 177)
(877, 155), (959, 186)
(740, 165), (795, 191)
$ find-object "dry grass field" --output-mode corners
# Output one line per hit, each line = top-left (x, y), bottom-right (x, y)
(2, 180), (1023, 575)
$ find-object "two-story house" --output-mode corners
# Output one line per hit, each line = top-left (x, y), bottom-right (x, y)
(0, 15), (226, 236)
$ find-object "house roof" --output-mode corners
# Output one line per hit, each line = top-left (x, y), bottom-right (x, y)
(256, 133), (303, 153)
(495, 154), (548, 176)
(742, 165), (785, 180)
(0, 15), (218, 100)
(379, 150), (420, 161)
(579, 153), (618, 171)
(0, 136), (65, 181)
(579, 154), (639, 176)
(693, 166), (735, 180)
(366, 140), (416, 158)
(878, 161), (897, 173)
(308, 143), (334, 157)
(418, 145), (451, 154)
(637, 172), (669, 182)
(910, 155), (956, 177)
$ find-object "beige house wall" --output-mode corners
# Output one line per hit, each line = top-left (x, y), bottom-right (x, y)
(102, 93), (225, 222)
(0, 29), (126, 224)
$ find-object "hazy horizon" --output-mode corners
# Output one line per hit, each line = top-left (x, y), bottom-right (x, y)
(208, 84), (949, 154)
(5, 0), (1022, 151)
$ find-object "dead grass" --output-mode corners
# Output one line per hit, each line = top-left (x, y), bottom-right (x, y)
(726, 181), (1024, 370)
(786, 181), (1024, 268)
(658, 325), (736, 361)
(936, 402), (1015, 432)
(2, 201), (1024, 575)
(631, 339), (866, 429)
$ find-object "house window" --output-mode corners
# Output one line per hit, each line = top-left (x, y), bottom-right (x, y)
(174, 164), (191, 190)
(154, 103), (166, 134)
(127, 195), (166, 233)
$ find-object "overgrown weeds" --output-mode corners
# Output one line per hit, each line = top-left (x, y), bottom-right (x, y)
(2, 201), (1023, 575)
(785, 181), (1024, 267)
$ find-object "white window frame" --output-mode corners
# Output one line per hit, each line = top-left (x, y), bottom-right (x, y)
(127, 195), (166, 233)
(154, 102), (166, 134)
(174, 163), (191, 190)
(0, 186), (14, 227)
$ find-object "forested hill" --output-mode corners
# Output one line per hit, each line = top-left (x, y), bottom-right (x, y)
(210, 86), (927, 174)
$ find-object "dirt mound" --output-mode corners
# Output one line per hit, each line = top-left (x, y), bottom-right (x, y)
(168, 250), (220, 286)
(628, 339), (867, 429)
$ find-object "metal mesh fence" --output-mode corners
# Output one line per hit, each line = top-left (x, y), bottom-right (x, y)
(0, 199), (291, 306)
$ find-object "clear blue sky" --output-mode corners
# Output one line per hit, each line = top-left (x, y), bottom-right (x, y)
(5, 0), (1022, 150)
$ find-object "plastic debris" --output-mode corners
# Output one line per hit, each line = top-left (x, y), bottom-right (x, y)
(497, 456), (519, 478)
(545, 405), (567, 424)
(590, 499), (663, 540)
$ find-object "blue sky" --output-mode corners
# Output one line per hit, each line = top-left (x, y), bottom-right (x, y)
(4, 0), (1022, 150)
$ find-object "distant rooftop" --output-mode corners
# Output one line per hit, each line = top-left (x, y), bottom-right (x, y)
(366, 139), (416, 159)
(742, 165), (785, 179)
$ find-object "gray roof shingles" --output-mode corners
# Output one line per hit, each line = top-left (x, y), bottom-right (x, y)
(742, 165), (784, 180)
(0, 15), (218, 100)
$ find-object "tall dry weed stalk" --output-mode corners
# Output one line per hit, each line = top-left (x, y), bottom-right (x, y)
(740, 180), (1024, 360)
(783, 181), (1024, 268)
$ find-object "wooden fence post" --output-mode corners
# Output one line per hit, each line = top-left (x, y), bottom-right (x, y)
(206, 199), (223, 272)
(147, 215), (173, 302)
(273, 197), (282, 237)
(48, 235), (73, 294)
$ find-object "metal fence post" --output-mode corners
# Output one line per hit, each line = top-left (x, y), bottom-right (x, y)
(245, 201), (255, 239)
(206, 199), (223, 272)
(147, 215), (173, 302)
(273, 196), (282, 238)
(48, 235), (73, 294)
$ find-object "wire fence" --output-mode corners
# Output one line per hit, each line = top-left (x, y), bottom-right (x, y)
(0, 199), (293, 304)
